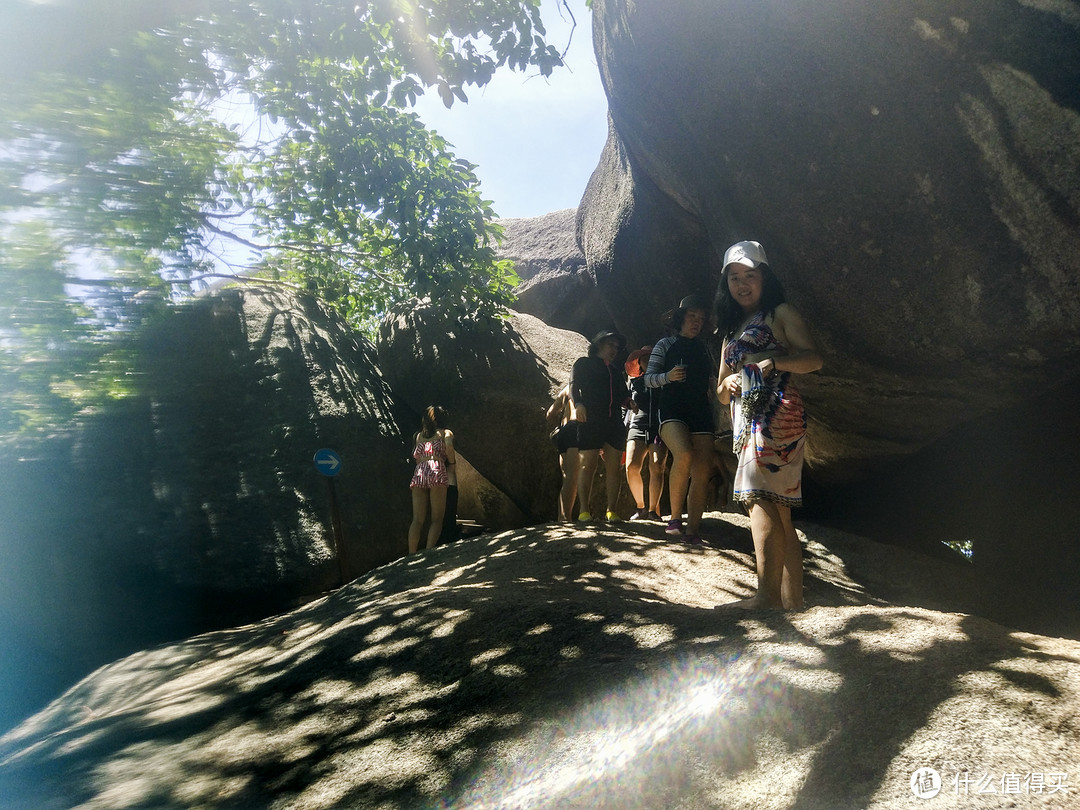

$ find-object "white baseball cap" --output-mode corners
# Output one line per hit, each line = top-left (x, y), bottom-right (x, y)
(723, 241), (768, 269)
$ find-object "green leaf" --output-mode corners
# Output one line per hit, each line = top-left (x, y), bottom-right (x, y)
(0, 0), (562, 358)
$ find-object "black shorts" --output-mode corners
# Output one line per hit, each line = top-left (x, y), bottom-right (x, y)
(626, 416), (658, 444)
(551, 421), (580, 454)
(577, 416), (626, 451)
(659, 400), (715, 435)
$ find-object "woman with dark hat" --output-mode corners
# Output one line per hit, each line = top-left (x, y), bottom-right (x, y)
(570, 329), (632, 521)
(644, 296), (715, 544)
(715, 240), (822, 610)
(624, 345), (667, 520)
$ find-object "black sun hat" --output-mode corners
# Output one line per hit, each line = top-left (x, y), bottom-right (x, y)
(589, 330), (627, 353)
(678, 295), (708, 311)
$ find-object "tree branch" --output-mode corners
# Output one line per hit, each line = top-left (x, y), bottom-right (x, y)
(198, 215), (270, 251)
(177, 273), (304, 291)
(557, 0), (578, 59)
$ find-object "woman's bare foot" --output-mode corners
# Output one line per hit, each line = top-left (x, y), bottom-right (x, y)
(715, 595), (784, 611)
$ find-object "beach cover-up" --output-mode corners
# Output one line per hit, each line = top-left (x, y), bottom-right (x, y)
(724, 312), (807, 507)
(411, 436), (449, 489)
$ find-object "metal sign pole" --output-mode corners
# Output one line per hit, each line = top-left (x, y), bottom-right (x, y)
(326, 477), (348, 585)
(313, 448), (348, 586)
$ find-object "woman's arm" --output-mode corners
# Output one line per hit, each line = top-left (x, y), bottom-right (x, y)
(442, 430), (457, 487)
(717, 341), (739, 405)
(442, 430), (457, 465)
(643, 339), (671, 388)
(761, 303), (823, 378)
(565, 360), (591, 425)
(546, 385), (570, 422)
(569, 359), (588, 422)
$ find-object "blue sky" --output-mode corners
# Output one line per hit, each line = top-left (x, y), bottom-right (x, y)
(412, 0), (609, 220)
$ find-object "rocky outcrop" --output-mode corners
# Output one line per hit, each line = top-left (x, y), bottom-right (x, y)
(377, 306), (588, 523)
(496, 208), (607, 336)
(578, 115), (725, 350)
(0, 285), (410, 731)
(582, 0), (1080, 481)
(2, 516), (1077, 809)
(123, 286), (410, 586)
(576, 0), (1080, 623)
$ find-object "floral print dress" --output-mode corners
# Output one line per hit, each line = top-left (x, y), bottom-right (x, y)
(723, 311), (807, 507)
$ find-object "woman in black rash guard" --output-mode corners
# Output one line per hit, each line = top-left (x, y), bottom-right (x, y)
(644, 296), (715, 545)
(570, 330), (631, 521)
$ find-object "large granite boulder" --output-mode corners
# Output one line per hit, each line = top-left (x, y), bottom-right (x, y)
(578, 114), (726, 350)
(581, 0), (1080, 481)
(496, 208), (608, 336)
(0, 286), (410, 730)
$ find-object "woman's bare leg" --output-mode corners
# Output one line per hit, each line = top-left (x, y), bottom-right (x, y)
(408, 487), (428, 554)
(722, 500), (788, 608)
(647, 444), (668, 515)
(425, 486), (447, 549)
(779, 508), (804, 609)
(625, 439), (647, 509)
(660, 422), (692, 523)
(559, 447), (580, 520)
(686, 433), (715, 535)
(577, 449), (600, 516)
(751, 500), (787, 607)
(603, 443), (623, 514)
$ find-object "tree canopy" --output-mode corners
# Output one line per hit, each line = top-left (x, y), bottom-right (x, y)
(0, 0), (574, 436)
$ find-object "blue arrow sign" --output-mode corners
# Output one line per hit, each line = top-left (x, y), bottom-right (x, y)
(313, 448), (342, 477)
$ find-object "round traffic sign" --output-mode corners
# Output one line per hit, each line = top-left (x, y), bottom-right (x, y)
(313, 448), (342, 477)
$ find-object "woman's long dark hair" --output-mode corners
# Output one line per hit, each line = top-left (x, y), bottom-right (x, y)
(421, 405), (448, 436)
(714, 263), (788, 340)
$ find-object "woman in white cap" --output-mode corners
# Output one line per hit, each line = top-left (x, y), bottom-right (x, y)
(716, 241), (822, 609)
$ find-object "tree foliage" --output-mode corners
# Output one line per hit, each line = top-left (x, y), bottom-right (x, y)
(0, 0), (572, 435)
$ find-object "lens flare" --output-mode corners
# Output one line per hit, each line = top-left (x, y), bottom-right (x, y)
(444, 652), (781, 809)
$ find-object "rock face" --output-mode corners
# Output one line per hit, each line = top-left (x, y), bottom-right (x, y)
(377, 307), (589, 523)
(575, 0), (1080, 621)
(1, 517), (1077, 809)
(582, 0), (1080, 481)
(496, 208), (607, 336)
(0, 286), (410, 731)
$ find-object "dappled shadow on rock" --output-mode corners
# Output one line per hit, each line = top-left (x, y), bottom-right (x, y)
(1, 519), (1077, 809)
(0, 286), (410, 733)
(378, 303), (588, 523)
